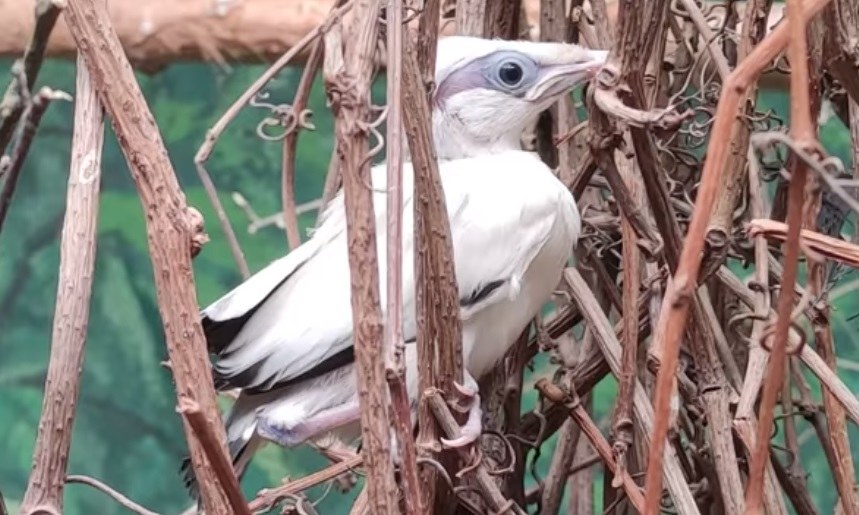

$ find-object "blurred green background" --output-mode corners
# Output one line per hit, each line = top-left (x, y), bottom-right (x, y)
(1, 56), (858, 515)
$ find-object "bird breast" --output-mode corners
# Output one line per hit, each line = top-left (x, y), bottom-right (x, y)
(450, 153), (580, 379)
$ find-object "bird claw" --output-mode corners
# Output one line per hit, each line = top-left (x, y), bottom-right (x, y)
(452, 380), (478, 399)
(449, 378), (480, 414)
(440, 392), (482, 449)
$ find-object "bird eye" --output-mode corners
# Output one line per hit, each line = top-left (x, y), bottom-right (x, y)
(497, 61), (524, 86)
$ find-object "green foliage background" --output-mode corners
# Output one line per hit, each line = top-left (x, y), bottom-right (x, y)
(0, 57), (857, 514)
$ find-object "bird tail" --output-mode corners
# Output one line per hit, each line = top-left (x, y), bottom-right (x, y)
(180, 396), (263, 502)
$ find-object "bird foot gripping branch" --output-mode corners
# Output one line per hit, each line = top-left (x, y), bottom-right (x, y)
(440, 379), (483, 449)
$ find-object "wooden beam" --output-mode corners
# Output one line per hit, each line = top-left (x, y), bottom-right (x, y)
(2, 0), (788, 91)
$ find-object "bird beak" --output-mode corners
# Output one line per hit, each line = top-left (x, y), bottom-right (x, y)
(526, 49), (609, 102)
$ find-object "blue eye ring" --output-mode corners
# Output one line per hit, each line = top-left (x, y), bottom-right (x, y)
(481, 51), (538, 95)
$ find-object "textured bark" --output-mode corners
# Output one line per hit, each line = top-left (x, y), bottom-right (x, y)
(383, 0), (422, 513)
(59, 0), (235, 512)
(704, 0), (773, 278)
(803, 18), (859, 513)
(19, 57), (103, 515)
(401, 12), (467, 511)
(324, 2), (400, 512)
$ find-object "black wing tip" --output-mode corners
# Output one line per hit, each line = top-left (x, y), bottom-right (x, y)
(460, 279), (506, 307)
(179, 455), (201, 503)
(179, 438), (255, 503)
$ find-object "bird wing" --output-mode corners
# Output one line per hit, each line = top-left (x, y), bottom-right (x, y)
(202, 192), (358, 393)
(204, 151), (574, 394)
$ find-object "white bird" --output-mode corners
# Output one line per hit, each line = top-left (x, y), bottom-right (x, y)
(182, 36), (607, 495)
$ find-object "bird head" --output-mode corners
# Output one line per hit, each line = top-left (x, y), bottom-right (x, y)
(431, 36), (608, 159)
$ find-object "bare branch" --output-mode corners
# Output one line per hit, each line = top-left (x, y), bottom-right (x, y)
(562, 267), (700, 515)
(193, 0), (355, 279)
(644, 1), (834, 510)
(281, 37), (325, 249)
(178, 399), (251, 515)
(0, 0), (63, 154)
(383, 0), (422, 513)
(65, 475), (159, 515)
(60, 0), (237, 511)
(249, 456), (363, 513)
(323, 2), (400, 511)
(535, 379), (645, 513)
(0, 87), (67, 235)
(19, 60), (102, 515)
(747, 219), (859, 269)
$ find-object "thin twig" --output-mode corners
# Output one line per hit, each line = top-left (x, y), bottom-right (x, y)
(0, 87), (67, 235)
(248, 456), (364, 513)
(535, 379), (646, 514)
(383, 0), (422, 512)
(65, 475), (159, 515)
(0, 0), (63, 154)
(281, 37), (325, 249)
(193, 0), (355, 278)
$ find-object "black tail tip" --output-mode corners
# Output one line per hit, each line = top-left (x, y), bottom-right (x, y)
(179, 455), (202, 503)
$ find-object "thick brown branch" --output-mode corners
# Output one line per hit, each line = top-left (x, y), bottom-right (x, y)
(401, 7), (465, 512)
(178, 400), (251, 515)
(746, 0), (820, 504)
(704, 0), (772, 276)
(60, 0), (235, 511)
(324, 3), (399, 512)
(383, 0), (422, 512)
(19, 60), (103, 515)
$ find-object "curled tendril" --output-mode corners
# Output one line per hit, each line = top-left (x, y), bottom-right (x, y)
(250, 91), (316, 141)
(758, 319), (808, 356)
(479, 430), (517, 476)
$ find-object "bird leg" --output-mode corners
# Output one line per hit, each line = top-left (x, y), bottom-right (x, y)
(440, 372), (483, 449)
(258, 399), (361, 448)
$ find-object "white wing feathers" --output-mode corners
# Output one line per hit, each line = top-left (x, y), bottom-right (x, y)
(204, 150), (571, 394)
